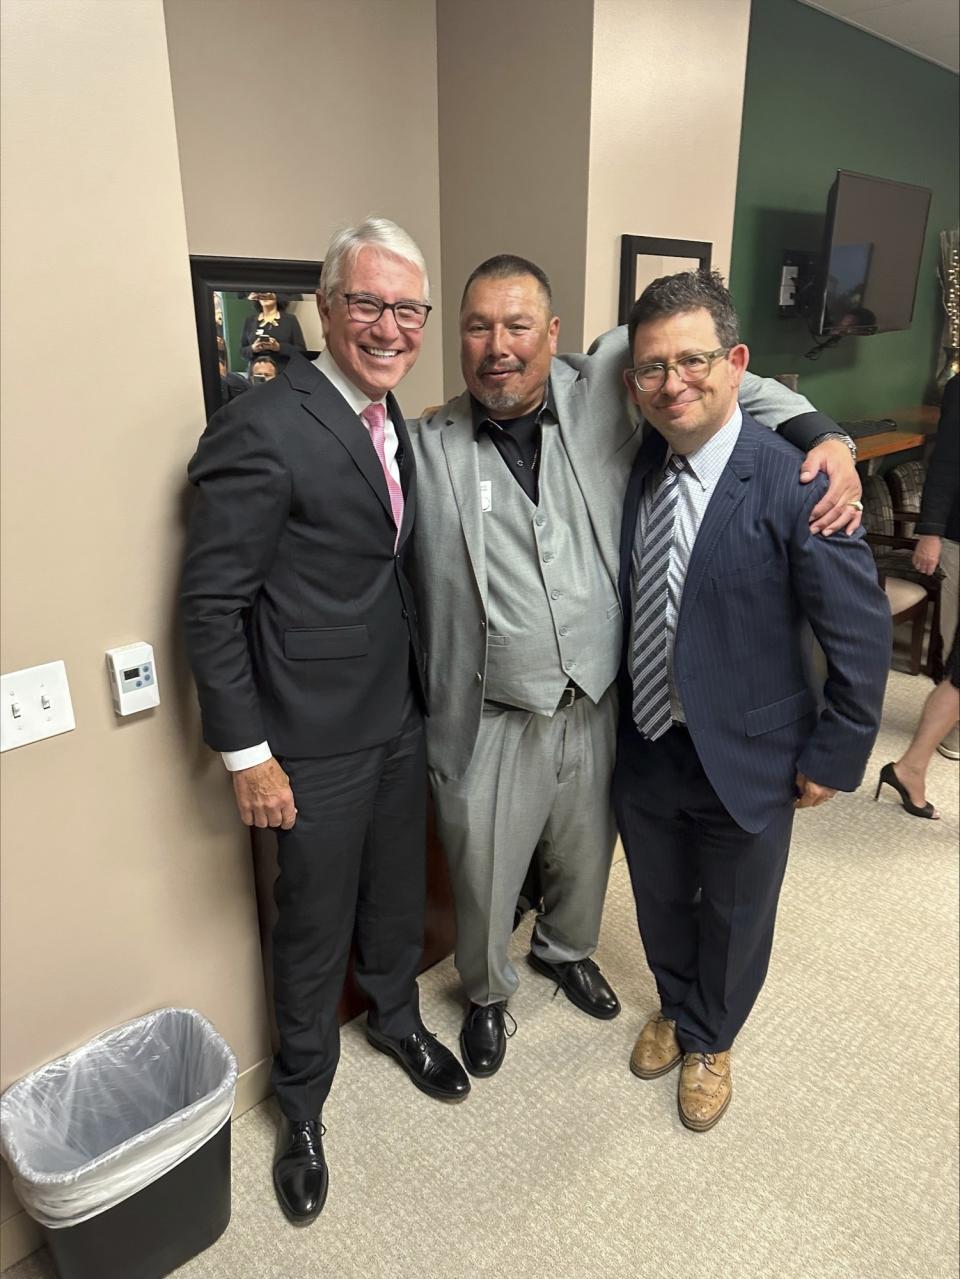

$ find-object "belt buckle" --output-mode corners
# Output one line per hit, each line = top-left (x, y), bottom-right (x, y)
(559, 684), (577, 710)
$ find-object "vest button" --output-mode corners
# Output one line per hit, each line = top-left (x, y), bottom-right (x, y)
(475, 672), (482, 682)
(551, 590), (563, 600)
(542, 552), (554, 563)
(559, 625), (569, 636)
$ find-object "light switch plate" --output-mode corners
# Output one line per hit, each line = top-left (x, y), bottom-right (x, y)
(1, 661), (76, 752)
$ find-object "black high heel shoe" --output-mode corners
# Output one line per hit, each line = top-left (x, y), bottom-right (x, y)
(874, 762), (937, 820)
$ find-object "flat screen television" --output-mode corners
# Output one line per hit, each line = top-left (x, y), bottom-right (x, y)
(808, 170), (931, 338)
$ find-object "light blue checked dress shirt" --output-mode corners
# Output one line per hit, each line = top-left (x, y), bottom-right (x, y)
(632, 406), (743, 725)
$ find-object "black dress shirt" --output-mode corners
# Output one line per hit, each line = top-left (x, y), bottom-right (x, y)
(471, 386), (558, 504)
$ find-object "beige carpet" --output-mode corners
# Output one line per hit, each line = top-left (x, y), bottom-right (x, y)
(6, 670), (958, 1279)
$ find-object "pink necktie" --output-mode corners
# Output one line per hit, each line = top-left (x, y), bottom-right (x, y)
(361, 402), (405, 539)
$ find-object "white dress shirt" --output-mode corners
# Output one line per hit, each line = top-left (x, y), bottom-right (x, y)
(221, 350), (400, 772)
(635, 406), (742, 725)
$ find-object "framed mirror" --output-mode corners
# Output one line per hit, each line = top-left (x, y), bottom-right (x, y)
(618, 235), (712, 324)
(190, 256), (325, 419)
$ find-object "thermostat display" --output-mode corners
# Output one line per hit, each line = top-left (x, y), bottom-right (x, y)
(106, 643), (160, 716)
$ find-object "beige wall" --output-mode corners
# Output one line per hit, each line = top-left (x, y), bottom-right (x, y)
(582, 0), (752, 347)
(436, 0), (595, 395)
(0, 0), (268, 1248)
(163, 0), (445, 416)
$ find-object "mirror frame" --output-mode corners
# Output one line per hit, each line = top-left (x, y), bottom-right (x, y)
(618, 235), (712, 324)
(189, 255), (324, 419)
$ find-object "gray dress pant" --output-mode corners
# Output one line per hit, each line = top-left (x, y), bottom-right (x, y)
(430, 687), (618, 1006)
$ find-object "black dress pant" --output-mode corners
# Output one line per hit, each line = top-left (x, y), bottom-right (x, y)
(613, 723), (793, 1055)
(272, 693), (426, 1120)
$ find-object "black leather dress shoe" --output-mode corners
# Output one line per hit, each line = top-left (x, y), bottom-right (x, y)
(273, 1115), (328, 1226)
(459, 1002), (515, 1077)
(527, 953), (621, 1020)
(366, 1025), (471, 1101)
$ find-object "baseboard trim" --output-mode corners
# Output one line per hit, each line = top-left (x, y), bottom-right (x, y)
(0, 1057), (276, 1273)
(233, 1055), (273, 1118)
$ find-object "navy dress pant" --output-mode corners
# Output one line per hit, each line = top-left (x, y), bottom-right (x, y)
(613, 722), (794, 1054)
(271, 691), (426, 1120)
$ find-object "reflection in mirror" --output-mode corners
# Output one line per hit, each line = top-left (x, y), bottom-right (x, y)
(190, 257), (325, 419)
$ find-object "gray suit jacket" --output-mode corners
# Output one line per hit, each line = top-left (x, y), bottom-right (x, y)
(408, 326), (830, 781)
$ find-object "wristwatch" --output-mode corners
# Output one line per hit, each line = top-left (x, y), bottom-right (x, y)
(810, 430), (857, 462)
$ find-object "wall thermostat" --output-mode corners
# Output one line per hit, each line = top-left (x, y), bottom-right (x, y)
(106, 642), (160, 716)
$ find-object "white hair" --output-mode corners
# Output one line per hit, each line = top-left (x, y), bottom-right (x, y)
(319, 217), (430, 302)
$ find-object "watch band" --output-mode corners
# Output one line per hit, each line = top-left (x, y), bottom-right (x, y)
(810, 430), (857, 462)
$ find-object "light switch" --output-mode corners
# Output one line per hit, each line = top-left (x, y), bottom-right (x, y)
(1, 661), (76, 752)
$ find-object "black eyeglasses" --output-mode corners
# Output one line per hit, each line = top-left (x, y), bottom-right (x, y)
(628, 347), (730, 392)
(342, 292), (432, 330)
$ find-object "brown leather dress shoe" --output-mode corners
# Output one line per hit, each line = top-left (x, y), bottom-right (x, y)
(677, 1051), (732, 1131)
(630, 1012), (681, 1079)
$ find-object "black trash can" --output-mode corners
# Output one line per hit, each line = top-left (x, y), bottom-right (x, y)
(1, 1008), (237, 1279)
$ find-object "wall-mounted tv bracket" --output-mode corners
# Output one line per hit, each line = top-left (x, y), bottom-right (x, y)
(778, 250), (818, 318)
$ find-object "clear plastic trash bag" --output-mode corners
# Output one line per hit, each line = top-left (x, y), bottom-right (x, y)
(0, 1008), (238, 1229)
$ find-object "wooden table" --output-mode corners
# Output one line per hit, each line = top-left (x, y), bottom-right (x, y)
(855, 430), (925, 474)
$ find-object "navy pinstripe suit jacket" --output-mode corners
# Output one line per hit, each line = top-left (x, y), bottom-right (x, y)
(618, 412), (891, 833)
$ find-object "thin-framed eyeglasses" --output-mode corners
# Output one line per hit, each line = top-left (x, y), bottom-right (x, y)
(343, 291), (432, 330)
(628, 347), (730, 392)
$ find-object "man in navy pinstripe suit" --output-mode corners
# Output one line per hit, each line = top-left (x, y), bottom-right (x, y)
(612, 270), (890, 1132)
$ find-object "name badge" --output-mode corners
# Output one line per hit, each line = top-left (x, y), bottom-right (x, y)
(480, 480), (492, 512)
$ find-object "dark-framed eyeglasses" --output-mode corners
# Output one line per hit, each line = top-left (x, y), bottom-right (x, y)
(628, 347), (730, 392)
(342, 292), (432, 330)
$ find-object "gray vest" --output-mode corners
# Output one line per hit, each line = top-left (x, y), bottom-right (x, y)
(479, 422), (622, 715)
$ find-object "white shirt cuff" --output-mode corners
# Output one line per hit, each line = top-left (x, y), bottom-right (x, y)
(221, 741), (272, 771)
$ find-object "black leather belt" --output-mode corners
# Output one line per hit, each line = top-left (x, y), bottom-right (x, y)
(557, 682), (586, 709)
(483, 683), (586, 715)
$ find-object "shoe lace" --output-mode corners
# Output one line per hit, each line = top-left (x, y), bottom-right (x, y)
(545, 956), (596, 1002)
(467, 1003), (517, 1038)
(292, 1118), (326, 1153)
(685, 1052), (721, 1075)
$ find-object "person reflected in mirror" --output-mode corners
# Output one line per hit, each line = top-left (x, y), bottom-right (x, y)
(240, 291), (307, 363)
(249, 352), (280, 384)
(218, 353), (250, 403)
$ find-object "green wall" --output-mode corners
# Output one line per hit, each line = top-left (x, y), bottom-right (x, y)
(730, 0), (959, 422)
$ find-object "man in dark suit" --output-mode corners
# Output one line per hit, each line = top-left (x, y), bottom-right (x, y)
(613, 270), (890, 1131)
(181, 218), (468, 1226)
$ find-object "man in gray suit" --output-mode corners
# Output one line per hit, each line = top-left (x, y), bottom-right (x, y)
(408, 255), (863, 1078)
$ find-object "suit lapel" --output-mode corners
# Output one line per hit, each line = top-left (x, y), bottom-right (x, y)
(292, 359), (394, 523)
(619, 430), (667, 610)
(676, 424), (756, 635)
(440, 396), (486, 599)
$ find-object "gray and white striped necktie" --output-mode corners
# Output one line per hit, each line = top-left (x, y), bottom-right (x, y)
(631, 452), (686, 740)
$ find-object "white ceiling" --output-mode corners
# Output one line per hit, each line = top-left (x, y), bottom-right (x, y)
(797, 0), (959, 73)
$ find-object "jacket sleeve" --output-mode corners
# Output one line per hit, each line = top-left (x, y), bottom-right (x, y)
(180, 402), (291, 752)
(788, 477), (891, 790)
(916, 375), (959, 537)
(738, 371), (841, 451)
(275, 313), (307, 358)
(239, 313), (257, 362)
